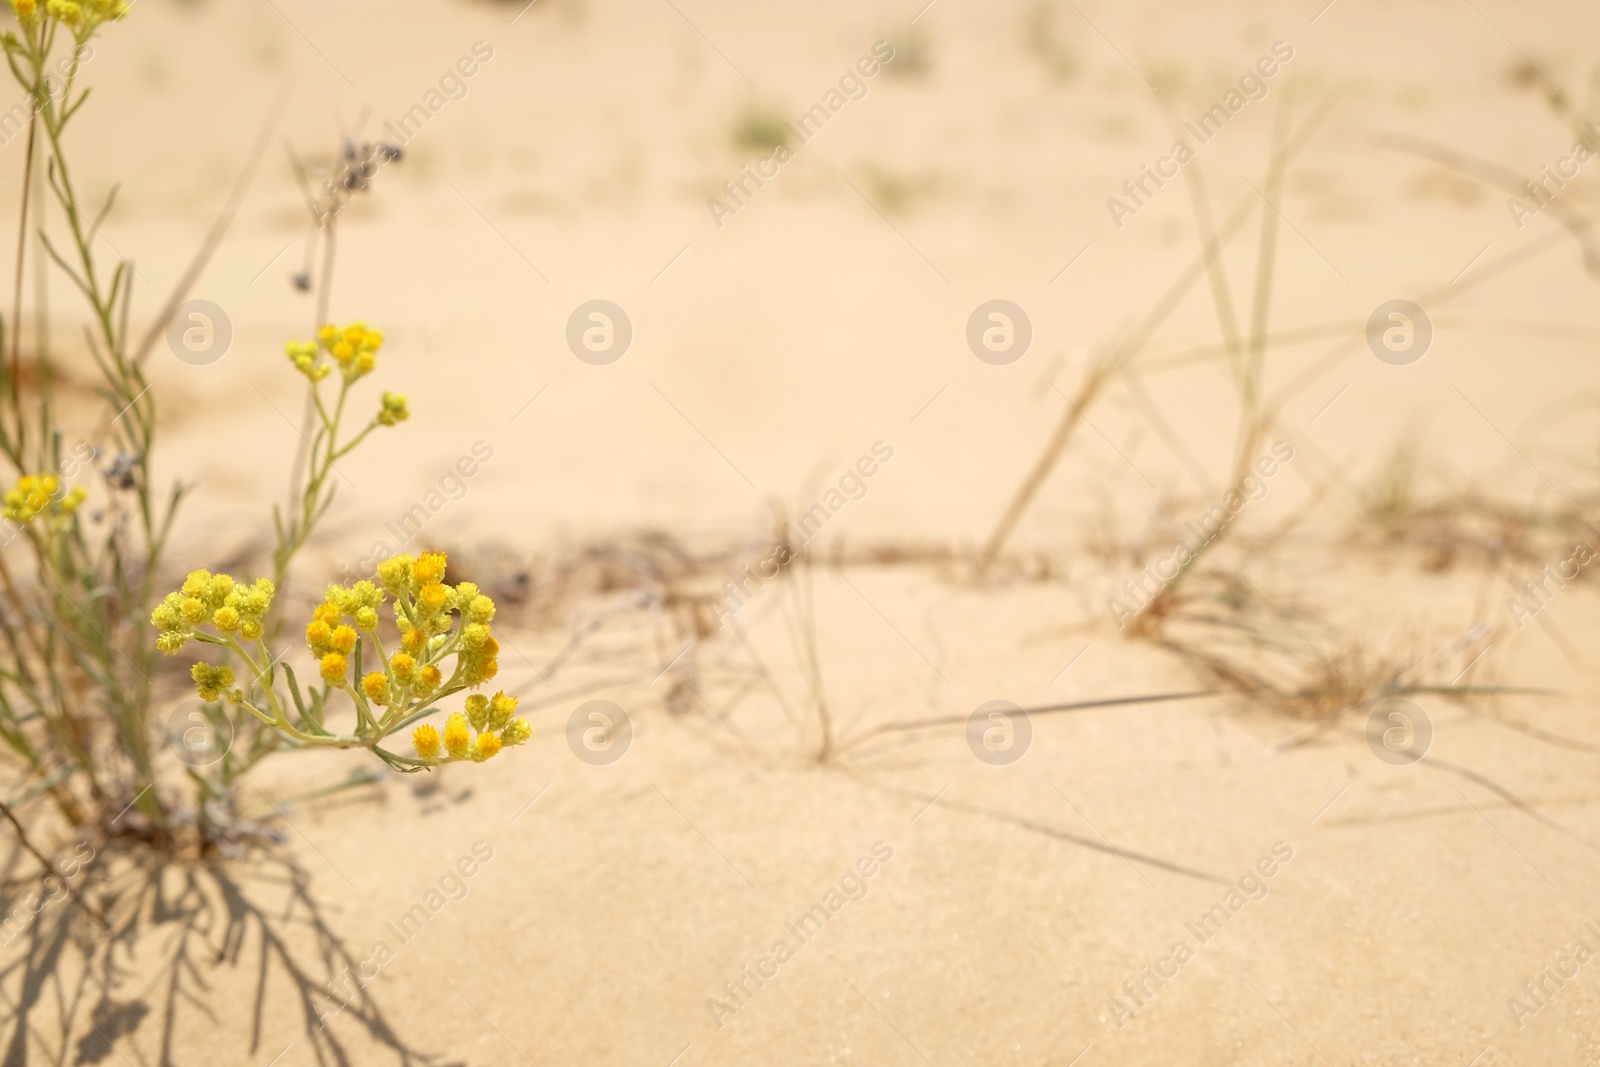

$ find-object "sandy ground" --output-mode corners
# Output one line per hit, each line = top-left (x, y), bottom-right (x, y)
(4, 0), (1600, 1063)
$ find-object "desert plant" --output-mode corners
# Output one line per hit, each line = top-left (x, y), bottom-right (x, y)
(0, 1), (525, 852)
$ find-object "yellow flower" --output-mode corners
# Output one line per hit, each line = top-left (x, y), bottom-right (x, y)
(418, 582), (449, 614)
(488, 691), (517, 731)
(413, 724), (441, 759)
(416, 665), (442, 694)
(212, 606), (240, 633)
(466, 595), (496, 625)
(390, 652), (416, 682)
(377, 554), (414, 595)
(501, 718), (532, 746)
(190, 663), (235, 702)
(470, 733), (502, 762)
(330, 625), (358, 654)
(362, 671), (388, 703)
(442, 713), (471, 759)
(464, 693), (490, 731)
(305, 619), (331, 652)
(320, 653), (347, 684)
(412, 551), (447, 586)
(460, 633), (499, 687)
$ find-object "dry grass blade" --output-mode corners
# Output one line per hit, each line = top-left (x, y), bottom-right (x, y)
(837, 689), (1215, 757)
(1373, 130), (1600, 277)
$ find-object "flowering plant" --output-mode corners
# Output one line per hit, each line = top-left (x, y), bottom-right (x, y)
(0, 0), (520, 849)
(152, 552), (530, 771)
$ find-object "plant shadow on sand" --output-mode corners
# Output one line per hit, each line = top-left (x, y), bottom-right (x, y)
(0, 834), (463, 1067)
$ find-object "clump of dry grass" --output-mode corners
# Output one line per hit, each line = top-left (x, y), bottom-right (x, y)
(1151, 571), (1464, 721)
(965, 67), (1600, 730)
(1344, 430), (1598, 575)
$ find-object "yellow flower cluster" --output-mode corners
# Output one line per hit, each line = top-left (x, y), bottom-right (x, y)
(148, 550), (526, 771)
(318, 554), (504, 732)
(287, 322), (384, 383)
(306, 579), (384, 686)
(413, 689), (530, 763)
(378, 391), (409, 426)
(285, 320), (409, 429)
(284, 339), (328, 382)
(151, 571), (276, 654)
(13, 0), (126, 31)
(377, 551), (500, 688)
(320, 321), (383, 384)
(2, 473), (85, 525)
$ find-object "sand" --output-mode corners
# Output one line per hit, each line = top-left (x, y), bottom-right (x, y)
(4, 0), (1600, 1063)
